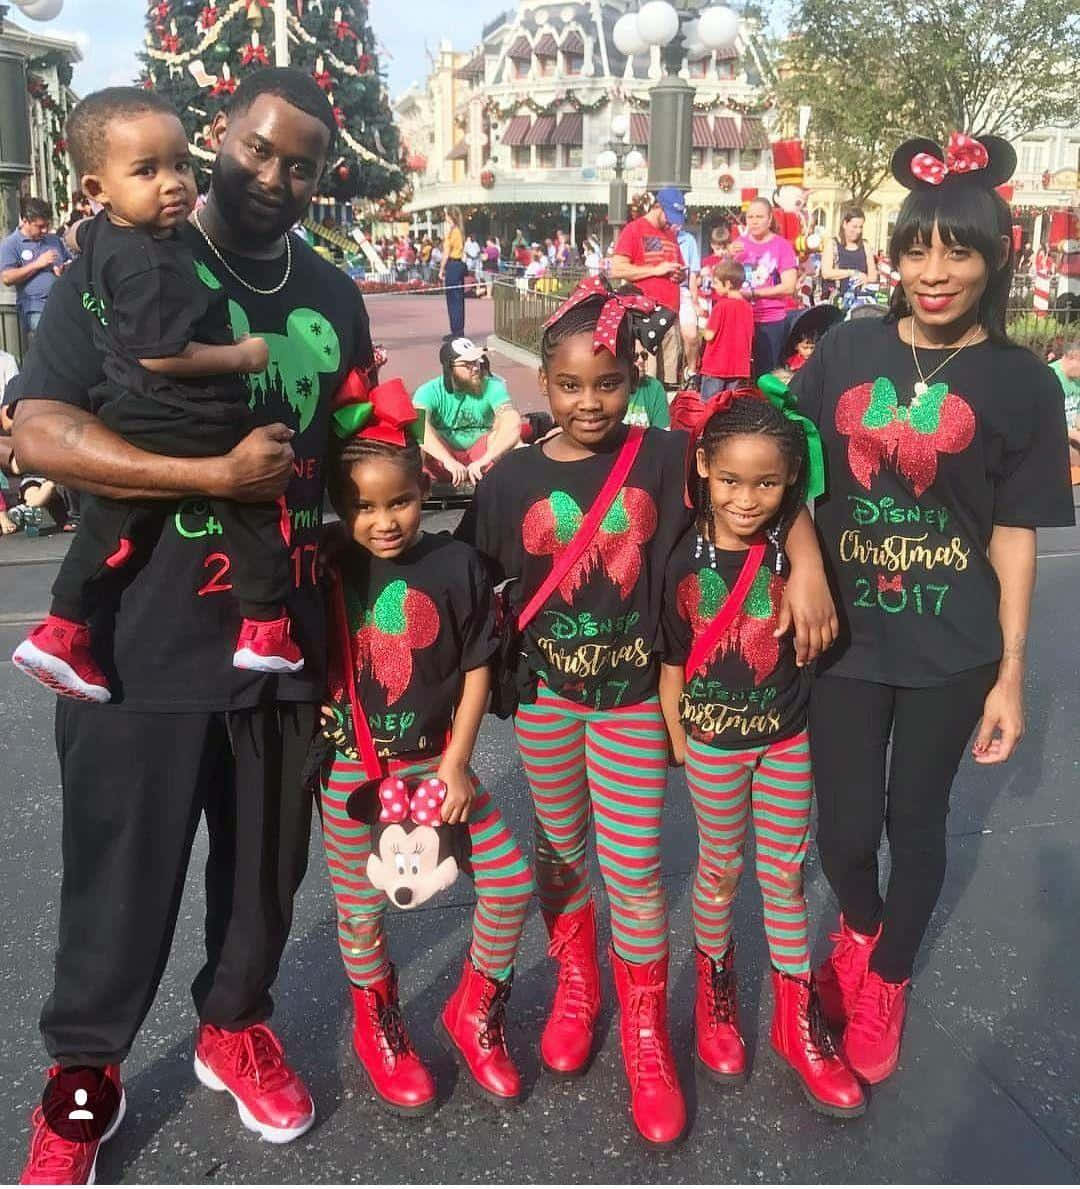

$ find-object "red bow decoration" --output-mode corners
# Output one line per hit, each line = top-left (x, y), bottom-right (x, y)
(377, 776), (446, 826)
(210, 76), (238, 96)
(242, 42), (270, 66)
(909, 133), (989, 186)
(334, 20), (357, 40)
(332, 106), (346, 129)
(199, 4), (219, 26)
(331, 373), (424, 447)
(877, 573), (904, 594)
(313, 69), (333, 92)
(161, 33), (181, 52)
(542, 275), (659, 356)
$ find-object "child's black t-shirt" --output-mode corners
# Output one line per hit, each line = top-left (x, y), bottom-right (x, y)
(464, 427), (692, 710)
(331, 533), (498, 758)
(791, 317), (1074, 686)
(662, 529), (809, 749)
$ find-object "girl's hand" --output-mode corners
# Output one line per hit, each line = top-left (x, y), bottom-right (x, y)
(971, 678), (1025, 764)
(438, 759), (475, 824)
(668, 735), (686, 767)
(776, 565), (839, 666)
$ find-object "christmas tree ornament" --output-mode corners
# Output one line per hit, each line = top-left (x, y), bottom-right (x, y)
(242, 30), (270, 66)
(246, 0), (264, 26)
(189, 58), (217, 87)
(198, 4), (220, 29)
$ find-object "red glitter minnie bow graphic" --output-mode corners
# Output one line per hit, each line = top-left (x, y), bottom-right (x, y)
(353, 579), (439, 705)
(910, 133), (989, 185)
(877, 573), (903, 594)
(835, 376), (975, 497)
(522, 487), (657, 603)
(677, 565), (782, 683)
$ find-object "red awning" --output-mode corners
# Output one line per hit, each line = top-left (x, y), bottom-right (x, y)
(501, 115), (532, 145)
(629, 113), (650, 144)
(553, 112), (583, 144)
(507, 36), (532, 60)
(713, 116), (740, 149)
(692, 115), (713, 149)
(453, 53), (484, 80)
(446, 141), (468, 161)
(561, 30), (584, 53)
(716, 44), (738, 60)
(740, 117), (769, 150)
(523, 115), (557, 145)
(534, 33), (557, 57)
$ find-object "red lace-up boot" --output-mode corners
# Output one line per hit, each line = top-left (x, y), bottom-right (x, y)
(350, 968), (437, 1115)
(815, 915), (881, 1030)
(769, 968), (865, 1118)
(693, 944), (746, 1084)
(440, 957), (521, 1104)
(194, 1022), (315, 1142)
(20, 1065), (125, 1185)
(843, 969), (910, 1084)
(610, 948), (686, 1147)
(540, 900), (602, 1076)
(13, 617), (110, 702)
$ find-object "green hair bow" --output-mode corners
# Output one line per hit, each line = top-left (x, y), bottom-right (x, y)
(757, 372), (826, 503)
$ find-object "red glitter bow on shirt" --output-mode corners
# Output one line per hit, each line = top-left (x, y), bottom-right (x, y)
(909, 133), (989, 186)
(377, 776), (446, 826)
(542, 275), (668, 357)
(331, 372), (424, 446)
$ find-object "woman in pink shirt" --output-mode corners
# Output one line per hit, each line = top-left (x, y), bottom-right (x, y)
(732, 197), (798, 375)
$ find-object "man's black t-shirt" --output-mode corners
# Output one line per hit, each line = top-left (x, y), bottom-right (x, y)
(791, 318), (1074, 686)
(330, 534), (498, 758)
(661, 530), (808, 749)
(14, 221), (373, 711)
(465, 427), (692, 710)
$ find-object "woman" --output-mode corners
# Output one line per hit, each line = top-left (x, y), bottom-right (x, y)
(821, 206), (878, 302)
(791, 133), (1073, 1087)
(439, 206), (467, 337)
(732, 197), (798, 376)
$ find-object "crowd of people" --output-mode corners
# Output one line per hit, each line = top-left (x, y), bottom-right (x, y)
(1, 67), (1077, 1185)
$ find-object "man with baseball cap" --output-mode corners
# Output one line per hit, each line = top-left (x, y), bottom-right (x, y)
(413, 337), (522, 487)
(609, 187), (685, 387)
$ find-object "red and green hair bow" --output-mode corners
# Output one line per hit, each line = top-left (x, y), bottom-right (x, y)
(331, 370), (424, 447)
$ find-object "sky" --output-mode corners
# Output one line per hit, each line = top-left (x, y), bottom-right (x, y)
(28, 0), (510, 100)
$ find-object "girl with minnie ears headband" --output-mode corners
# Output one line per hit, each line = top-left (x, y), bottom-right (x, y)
(789, 133), (1073, 1088)
(316, 374), (535, 1114)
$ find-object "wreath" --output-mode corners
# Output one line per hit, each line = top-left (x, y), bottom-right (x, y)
(480, 169), (495, 189)
(718, 173), (735, 192)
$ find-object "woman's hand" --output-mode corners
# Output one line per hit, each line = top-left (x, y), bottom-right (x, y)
(776, 564), (839, 666)
(971, 675), (1025, 764)
(438, 759), (475, 824)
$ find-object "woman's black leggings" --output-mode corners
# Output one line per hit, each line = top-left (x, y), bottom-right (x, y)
(808, 664), (998, 983)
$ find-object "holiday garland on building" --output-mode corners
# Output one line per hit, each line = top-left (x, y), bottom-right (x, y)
(27, 57), (74, 212)
(138, 0), (405, 202)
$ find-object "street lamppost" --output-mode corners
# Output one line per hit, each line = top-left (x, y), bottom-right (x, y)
(596, 114), (646, 234)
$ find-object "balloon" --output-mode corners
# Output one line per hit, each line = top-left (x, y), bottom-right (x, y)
(13, 0), (65, 18)
(636, 0), (679, 46)
(613, 12), (648, 56)
(698, 5), (739, 49)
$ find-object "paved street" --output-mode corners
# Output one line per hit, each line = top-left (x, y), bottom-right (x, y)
(1, 297), (1078, 1181)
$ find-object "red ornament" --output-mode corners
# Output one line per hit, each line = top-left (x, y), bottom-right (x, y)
(334, 20), (357, 40)
(161, 33), (181, 52)
(242, 42), (270, 65)
(199, 4), (220, 27)
(337, 163), (350, 180)
(210, 76), (238, 96)
(333, 106), (346, 128)
(313, 69), (333, 91)
(357, 53), (372, 72)
(480, 169), (495, 189)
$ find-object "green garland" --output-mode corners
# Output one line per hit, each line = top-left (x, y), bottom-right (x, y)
(627, 91), (772, 115)
(26, 69), (72, 210)
(484, 90), (609, 119)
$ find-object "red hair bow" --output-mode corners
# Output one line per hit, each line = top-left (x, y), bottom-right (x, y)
(670, 384), (758, 436)
(377, 776), (446, 826)
(909, 132), (989, 186)
(331, 373), (424, 446)
(542, 275), (659, 356)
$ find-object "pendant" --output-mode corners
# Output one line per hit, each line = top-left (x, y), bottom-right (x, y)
(913, 381), (928, 397)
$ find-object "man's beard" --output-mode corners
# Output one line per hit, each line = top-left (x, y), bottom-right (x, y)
(209, 151), (299, 248)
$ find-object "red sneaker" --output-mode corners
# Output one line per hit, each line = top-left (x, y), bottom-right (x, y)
(194, 1023), (314, 1143)
(20, 1065), (125, 1185)
(12, 617), (111, 702)
(232, 616), (305, 674)
(843, 970), (910, 1084)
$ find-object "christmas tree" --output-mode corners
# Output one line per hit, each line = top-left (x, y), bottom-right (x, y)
(139, 1), (404, 203)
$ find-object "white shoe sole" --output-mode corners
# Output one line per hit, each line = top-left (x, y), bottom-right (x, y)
(12, 640), (110, 702)
(87, 1089), (127, 1185)
(232, 648), (305, 674)
(193, 1055), (315, 1144)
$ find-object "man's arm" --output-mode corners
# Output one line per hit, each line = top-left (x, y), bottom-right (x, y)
(1, 253), (57, 287)
(609, 253), (680, 284)
(478, 405), (521, 464)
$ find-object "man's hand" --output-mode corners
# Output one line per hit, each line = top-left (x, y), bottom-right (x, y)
(237, 335), (269, 374)
(466, 458), (488, 485)
(437, 759), (475, 824)
(213, 423), (295, 503)
(36, 248), (60, 271)
(444, 457), (469, 487)
(775, 564), (839, 666)
(971, 676), (1025, 764)
(654, 260), (681, 278)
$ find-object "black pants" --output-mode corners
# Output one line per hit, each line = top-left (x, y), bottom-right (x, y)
(750, 317), (790, 378)
(41, 700), (316, 1066)
(808, 664), (998, 983)
(444, 259), (467, 339)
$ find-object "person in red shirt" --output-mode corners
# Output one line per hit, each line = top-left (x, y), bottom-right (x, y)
(699, 258), (754, 396)
(609, 188), (685, 387)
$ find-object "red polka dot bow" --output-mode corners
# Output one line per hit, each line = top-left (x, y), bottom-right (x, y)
(909, 132), (989, 186)
(377, 776), (447, 826)
(542, 275), (670, 357)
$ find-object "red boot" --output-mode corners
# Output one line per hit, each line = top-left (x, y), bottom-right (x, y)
(693, 944), (746, 1085)
(610, 947), (686, 1147)
(769, 968), (865, 1118)
(843, 969), (909, 1084)
(815, 915), (881, 1030)
(540, 901), (602, 1076)
(440, 957), (520, 1104)
(350, 968), (437, 1115)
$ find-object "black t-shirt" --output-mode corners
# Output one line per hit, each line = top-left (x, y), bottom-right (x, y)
(662, 529), (808, 749)
(791, 318), (1074, 686)
(465, 427), (692, 710)
(329, 533), (498, 758)
(14, 222), (374, 711)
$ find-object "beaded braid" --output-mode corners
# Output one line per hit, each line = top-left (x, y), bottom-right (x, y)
(328, 435), (425, 513)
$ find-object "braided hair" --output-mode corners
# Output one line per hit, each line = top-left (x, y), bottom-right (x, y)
(540, 293), (635, 373)
(694, 392), (809, 551)
(327, 435), (425, 515)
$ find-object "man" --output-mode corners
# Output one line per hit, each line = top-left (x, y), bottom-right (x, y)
(0, 197), (70, 341)
(609, 187), (684, 387)
(1050, 341), (1080, 483)
(731, 196), (798, 376)
(12, 71), (374, 1184)
(414, 337), (521, 486)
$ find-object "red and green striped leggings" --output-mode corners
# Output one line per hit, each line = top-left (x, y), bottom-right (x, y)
(320, 753), (534, 986)
(514, 684), (670, 964)
(685, 729), (813, 975)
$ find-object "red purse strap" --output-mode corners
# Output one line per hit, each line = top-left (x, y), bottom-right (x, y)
(330, 568), (383, 781)
(684, 541), (767, 679)
(517, 426), (645, 631)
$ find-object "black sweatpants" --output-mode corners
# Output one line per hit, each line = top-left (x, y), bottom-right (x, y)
(41, 699), (317, 1067)
(808, 664), (998, 983)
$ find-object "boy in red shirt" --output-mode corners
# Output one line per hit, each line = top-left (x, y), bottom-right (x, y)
(699, 258), (754, 397)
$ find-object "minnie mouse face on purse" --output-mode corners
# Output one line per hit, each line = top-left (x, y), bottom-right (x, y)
(363, 777), (462, 909)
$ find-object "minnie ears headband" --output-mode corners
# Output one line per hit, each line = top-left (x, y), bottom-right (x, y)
(542, 275), (675, 357)
(891, 132), (1016, 191)
(331, 369), (424, 447)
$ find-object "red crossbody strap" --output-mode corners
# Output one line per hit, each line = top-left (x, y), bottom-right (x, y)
(684, 541), (767, 679)
(330, 568), (383, 781)
(517, 425), (646, 631)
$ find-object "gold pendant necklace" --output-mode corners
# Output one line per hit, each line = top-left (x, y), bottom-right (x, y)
(909, 319), (982, 397)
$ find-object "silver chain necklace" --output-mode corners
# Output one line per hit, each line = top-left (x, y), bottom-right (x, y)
(192, 208), (292, 296)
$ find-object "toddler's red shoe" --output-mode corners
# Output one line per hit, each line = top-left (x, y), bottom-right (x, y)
(194, 1023), (314, 1143)
(20, 1065), (125, 1185)
(12, 617), (111, 703)
(232, 616), (305, 674)
(843, 970), (910, 1084)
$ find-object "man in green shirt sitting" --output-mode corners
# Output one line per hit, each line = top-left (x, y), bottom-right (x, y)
(1049, 341), (1080, 484)
(413, 337), (523, 487)
(624, 365), (671, 430)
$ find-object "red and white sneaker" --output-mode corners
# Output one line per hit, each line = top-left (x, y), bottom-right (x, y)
(232, 616), (305, 675)
(12, 617), (111, 702)
(194, 1023), (314, 1143)
(20, 1065), (125, 1185)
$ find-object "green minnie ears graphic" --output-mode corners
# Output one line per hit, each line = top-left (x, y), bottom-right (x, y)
(757, 373), (826, 503)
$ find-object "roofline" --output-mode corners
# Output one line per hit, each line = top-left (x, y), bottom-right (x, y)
(0, 17), (84, 63)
